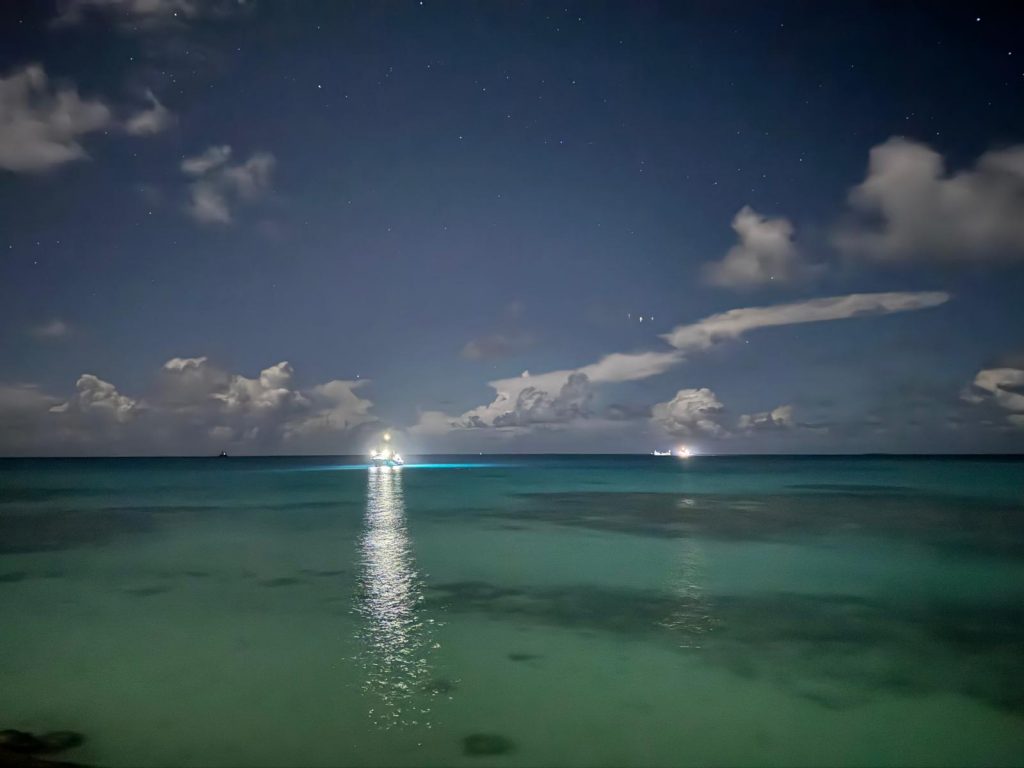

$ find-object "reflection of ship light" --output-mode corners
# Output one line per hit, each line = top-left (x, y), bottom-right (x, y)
(357, 467), (434, 728)
(661, 538), (716, 647)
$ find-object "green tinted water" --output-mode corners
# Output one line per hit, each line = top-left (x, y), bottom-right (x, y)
(1, 456), (1022, 766)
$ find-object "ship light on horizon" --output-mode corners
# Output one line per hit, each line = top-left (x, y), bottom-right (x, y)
(676, 446), (693, 459)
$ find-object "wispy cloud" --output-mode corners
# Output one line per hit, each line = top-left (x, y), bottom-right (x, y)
(30, 319), (72, 339)
(182, 145), (275, 224)
(0, 64), (111, 173)
(963, 368), (1024, 428)
(661, 291), (949, 351)
(124, 89), (173, 135)
(53, 0), (244, 27)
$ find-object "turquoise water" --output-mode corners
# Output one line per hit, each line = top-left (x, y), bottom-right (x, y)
(1, 455), (1022, 766)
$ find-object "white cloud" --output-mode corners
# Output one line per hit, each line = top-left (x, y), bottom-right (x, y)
(834, 137), (1024, 262)
(661, 291), (950, 351)
(0, 64), (111, 172)
(163, 356), (208, 371)
(51, 374), (138, 423)
(409, 410), (459, 437)
(181, 145), (231, 175)
(426, 292), (949, 436)
(738, 404), (795, 431)
(125, 89), (173, 135)
(454, 351), (682, 430)
(703, 206), (822, 289)
(283, 380), (374, 441)
(651, 388), (726, 438)
(489, 372), (593, 428)
(30, 319), (71, 339)
(54, 0), (205, 25)
(964, 368), (1024, 428)
(182, 145), (275, 224)
(0, 357), (378, 455)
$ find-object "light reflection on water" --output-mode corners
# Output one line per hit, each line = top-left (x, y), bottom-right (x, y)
(355, 467), (437, 729)
(661, 538), (716, 647)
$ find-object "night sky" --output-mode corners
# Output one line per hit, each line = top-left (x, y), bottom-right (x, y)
(2, 1), (1023, 455)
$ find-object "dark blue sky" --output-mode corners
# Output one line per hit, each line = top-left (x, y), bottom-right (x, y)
(1, 0), (1023, 455)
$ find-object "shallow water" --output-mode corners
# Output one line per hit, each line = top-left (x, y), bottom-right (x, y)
(1, 455), (1023, 766)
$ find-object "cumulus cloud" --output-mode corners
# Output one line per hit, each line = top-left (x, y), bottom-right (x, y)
(487, 373), (593, 428)
(283, 380), (374, 441)
(0, 357), (377, 455)
(0, 64), (111, 172)
(650, 388), (726, 437)
(30, 319), (71, 339)
(963, 368), (1024, 428)
(834, 137), (1024, 262)
(124, 89), (173, 135)
(661, 291), (949, 351)
(51, 374), (138, 423)
(703, 206), (822, 289)
(453, 350), (683, 430)
(738, 404), (796, 431)
(182, 145), (275, 224)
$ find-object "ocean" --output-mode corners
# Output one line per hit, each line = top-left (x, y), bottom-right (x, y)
(1, 455), (1022, 766)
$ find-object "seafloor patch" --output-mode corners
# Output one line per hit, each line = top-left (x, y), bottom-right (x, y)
(462, 733), (516, 756)
(0, 500), (361, 555)
(258, 576), (304, 588)
(0, 507), (158, 555)
(122, 584), (172, 597)
(501, 490), (1024, 557)
(427, 579), (1024, 716)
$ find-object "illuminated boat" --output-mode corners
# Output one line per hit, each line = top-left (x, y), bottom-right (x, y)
(370, 433), (404, 468)
(652, 450), (672, 456)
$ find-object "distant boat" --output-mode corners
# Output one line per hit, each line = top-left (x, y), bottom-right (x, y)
(370, 433), (404, 468)
(218, 450), (228, 458)
(652, 450), (672, 456)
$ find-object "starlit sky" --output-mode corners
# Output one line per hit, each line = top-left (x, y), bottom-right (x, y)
(1, 1), (1023, 456)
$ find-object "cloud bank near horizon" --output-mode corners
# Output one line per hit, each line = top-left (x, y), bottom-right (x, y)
(413, 291), (951, 437)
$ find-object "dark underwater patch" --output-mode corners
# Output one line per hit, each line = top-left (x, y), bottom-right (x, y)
(0, 495), (361, 555)
(0, 508), (158, 555)
(298, 568), (347, 577)
(123, 584), (171, 597)
(428, 579), (1024, 716)
(0, 571), (28, 583)
(501, 490), (1024, 557)
(462, 733), (516, 756)
(785, 483), (913, 494)
(259, 577), (303, 588)
(507, 652), (542, 662)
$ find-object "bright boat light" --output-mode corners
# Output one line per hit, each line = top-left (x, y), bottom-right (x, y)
(676, 446), (693, 459)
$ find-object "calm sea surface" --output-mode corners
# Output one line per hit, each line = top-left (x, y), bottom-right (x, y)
(1, 455), (1023, 766)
